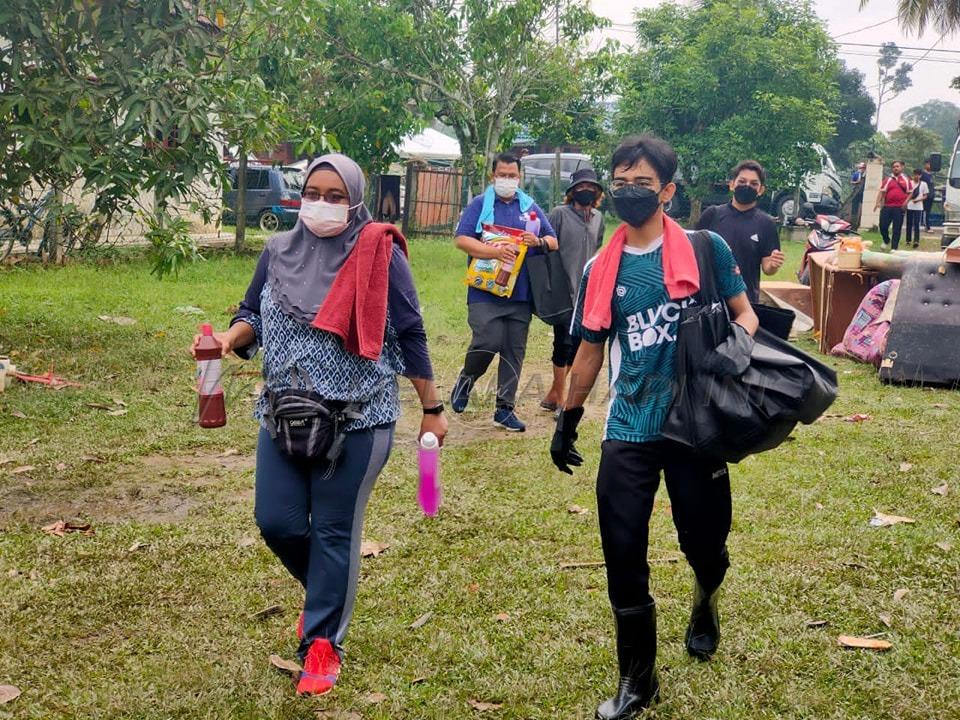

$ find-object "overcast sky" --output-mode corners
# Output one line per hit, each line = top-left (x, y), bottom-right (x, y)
(590, 0), (959, 133)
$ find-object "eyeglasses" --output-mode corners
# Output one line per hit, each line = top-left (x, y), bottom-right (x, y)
(302, 189), (349, 203)
(610, 179), (659, 192)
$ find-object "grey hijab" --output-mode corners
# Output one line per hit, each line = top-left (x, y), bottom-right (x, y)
(266, 153), (373, 324)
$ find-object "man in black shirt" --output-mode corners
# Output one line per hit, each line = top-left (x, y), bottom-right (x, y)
(696, 160), (783, 302)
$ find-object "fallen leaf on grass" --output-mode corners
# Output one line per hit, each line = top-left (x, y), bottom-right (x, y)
(467, 582), (480, 593)
(898, 462), (913, 472)
(27, 437), (38, 446)
(81, 455), (106, 464)
(410, 612), (433, 629)
(97, 315), (136, 326)
(494, 612), (511, 622)
(237, 536), (257, 548)
(364, 692), (388, 704)
(251, 604), (284, 620)
(317, 712), (361, 720)
(567, 505), (589, 515)
(410, 676), (427, 685)
(844, 413), (872, 422)
(55, 462), (67, 471)
(559, 561), (605, 570)
(815, 502), (824, 510)
(869, 510), (916, 527)
(837, 635), (892, 651)
(127, 541), (149, 553)
(268, 654), (301, 677)
(360, 541), (390, 558)
(935, 541), (953, 552)
(805, 619), (829, 628)
(219, 448), (240, 458)
(10, 410), (27, 419)
(41, 520), (93, 537)
(893, 588), (910, 603)
(11, 465), (35, 474)
(0, 685), (21, 704)
(931, 403), (948, 409)
(106, 408), (128, 416)
(468, 699), (503, 712)
(931, 483), (949, 496)
(878, 613), (893, 628)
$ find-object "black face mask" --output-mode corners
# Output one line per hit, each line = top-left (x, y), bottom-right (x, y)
(572, 189), (597, 207)
(733, 185), (759, 204)
(611, 185), (661, 227)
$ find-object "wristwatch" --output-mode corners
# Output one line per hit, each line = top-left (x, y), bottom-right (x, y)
(422, 402), (445, 415)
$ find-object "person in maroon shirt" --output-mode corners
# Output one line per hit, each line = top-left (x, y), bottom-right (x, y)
(873, 160), (913, 250)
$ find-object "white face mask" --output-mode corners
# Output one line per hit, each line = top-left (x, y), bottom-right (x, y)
(299, 199), (352, 237)
(494, 177), (520, 198)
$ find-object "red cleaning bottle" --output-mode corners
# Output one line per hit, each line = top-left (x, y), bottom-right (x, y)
(195, 324), (226, 428)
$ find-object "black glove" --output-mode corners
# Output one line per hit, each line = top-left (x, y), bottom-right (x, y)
(551, 406), (585, 475)
(703, 322), (754, 377)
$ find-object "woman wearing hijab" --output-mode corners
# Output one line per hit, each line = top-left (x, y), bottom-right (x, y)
(192, 154), (447, 696)
(540, 168), (605, 411)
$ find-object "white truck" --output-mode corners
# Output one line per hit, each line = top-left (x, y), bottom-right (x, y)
(943, 130), (960, 248)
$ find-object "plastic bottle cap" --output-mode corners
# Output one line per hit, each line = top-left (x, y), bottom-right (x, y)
(201, 323), (213, 336)
(420, 432), (439, 450)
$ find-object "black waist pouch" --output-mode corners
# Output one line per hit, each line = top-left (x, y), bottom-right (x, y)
(263, 389), (362, 462)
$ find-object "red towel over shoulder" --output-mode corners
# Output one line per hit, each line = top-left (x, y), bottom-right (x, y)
(311, 222), (409, 361)
(582, 215), (700, 333)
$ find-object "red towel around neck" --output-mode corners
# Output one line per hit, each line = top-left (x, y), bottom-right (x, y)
(582, 215), (700, 333)
(312, 222), (409, 360)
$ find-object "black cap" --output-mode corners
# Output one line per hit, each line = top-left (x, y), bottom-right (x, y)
(565, 168), (603, 194)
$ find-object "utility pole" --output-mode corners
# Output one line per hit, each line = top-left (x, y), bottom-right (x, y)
(552, 0), (562, 209)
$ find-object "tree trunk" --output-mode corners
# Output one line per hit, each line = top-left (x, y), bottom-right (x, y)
(689, 197), (703, 227)
(235, 150), (248, 252)
(455, 125), (483, 197)
(45, 188), (65, 265)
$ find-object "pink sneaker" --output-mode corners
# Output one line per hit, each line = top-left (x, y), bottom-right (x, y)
(296, 638), (340, 696)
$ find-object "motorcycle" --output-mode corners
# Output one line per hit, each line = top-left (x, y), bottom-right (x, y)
(795, 213), (860, 285)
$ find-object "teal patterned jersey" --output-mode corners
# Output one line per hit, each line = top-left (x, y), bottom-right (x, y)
(570, 231), (747, 443)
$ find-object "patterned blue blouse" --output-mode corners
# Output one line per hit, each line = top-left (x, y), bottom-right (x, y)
(231, 245), (432, 432)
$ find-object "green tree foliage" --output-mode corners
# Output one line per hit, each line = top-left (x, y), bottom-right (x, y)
(214, 1), (337, 251)
(900, 99), (960, 154)
(860, 0), (960, 35)
(0, 0), (224, 240)
(827, 63), (877, 169)
(615, 0), (839, 216)
(874, 42), (912, 130)
(319, 0), (610, 193)
(887, 125), (944, 170)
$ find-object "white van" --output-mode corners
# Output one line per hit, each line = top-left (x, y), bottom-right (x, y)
(943, 132), (960, 247)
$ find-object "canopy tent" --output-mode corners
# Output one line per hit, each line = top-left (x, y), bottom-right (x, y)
(395, 128), (461, 163)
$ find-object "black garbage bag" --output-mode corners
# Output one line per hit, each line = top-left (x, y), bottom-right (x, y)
(659, 229), (837, 463)
(662, 317), (837, 462)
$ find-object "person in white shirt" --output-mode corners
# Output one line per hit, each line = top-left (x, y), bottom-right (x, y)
(906, 168), (929, 249)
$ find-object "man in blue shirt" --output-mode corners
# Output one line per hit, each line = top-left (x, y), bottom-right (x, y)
(550, 135), (757, 719)
(450, 152), (557, 432)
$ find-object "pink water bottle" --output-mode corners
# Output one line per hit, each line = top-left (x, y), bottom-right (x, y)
(195, 324), (226, 428)
(417, 432), (441, 516)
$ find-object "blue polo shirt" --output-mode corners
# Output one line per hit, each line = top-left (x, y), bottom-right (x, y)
(455, 192), (555, 304)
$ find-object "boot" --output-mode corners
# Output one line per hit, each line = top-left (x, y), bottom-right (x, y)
(596, 602), (659, 720)
(684, 580), (720, 660)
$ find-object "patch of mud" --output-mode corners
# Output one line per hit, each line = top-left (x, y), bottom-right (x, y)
(0, 449), (254, 528)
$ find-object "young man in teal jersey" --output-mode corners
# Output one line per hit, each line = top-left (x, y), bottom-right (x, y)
(551, 135), (757, 719)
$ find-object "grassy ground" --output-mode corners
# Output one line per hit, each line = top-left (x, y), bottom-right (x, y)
(1, 234), (958, 720)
